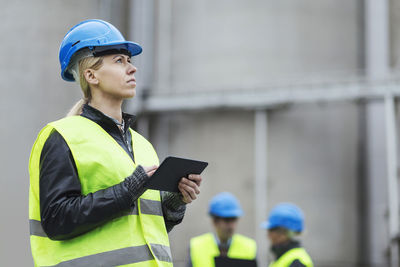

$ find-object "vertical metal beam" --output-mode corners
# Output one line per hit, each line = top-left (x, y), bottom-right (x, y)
(365, 0), (391, 264)
(129, 0), (155, 90)
(356, 100), (369, 262)
(385, 94), (399, 267)
(127, 0), (155, 114)
(254, 109), (268, 265)
(155, 0), (172, 92)
(365, 0), (389, 79)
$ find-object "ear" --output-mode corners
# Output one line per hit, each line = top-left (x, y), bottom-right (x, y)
(84, 69), (99, 85)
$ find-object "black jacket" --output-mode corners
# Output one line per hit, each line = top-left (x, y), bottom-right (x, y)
(39, 104), (186, 240)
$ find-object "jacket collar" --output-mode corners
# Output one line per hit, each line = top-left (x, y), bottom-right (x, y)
(271, 240), (301, 260)
(81, 104), (136, 133)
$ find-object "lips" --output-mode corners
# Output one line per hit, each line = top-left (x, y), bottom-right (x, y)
(127, 78), (136, 83)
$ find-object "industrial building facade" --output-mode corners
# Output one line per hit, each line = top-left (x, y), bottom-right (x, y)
(2, 0), (400, 266)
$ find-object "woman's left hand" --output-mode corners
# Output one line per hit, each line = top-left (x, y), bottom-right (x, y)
(178, 174), (202, 204)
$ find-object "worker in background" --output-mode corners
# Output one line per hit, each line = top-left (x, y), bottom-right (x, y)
(28, 19), (202, 266)
(261, 203), (313, 267)
(188, 192), (257, 267)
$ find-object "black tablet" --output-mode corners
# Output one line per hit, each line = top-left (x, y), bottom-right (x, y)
(214, 257), (258, 267)
(146, 156), (208, 192)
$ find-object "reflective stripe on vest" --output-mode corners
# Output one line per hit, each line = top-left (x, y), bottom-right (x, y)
(269, 247), (313, 267)
(190, 233), (257, 267)
(29, 116), (172, 267)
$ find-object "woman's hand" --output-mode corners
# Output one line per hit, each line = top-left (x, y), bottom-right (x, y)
(143, 165), (158, 177)
(178, 174), (202, 204)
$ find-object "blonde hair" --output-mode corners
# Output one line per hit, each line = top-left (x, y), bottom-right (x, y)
(66, 50), (103, 116)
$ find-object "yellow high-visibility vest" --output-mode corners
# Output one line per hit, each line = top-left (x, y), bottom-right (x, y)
(269, 247), (313, 267)
(29, 116), (172, 267)
(190, 232), (257, 267)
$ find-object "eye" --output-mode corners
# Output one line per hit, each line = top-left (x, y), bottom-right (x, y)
(116, 58), (123, 63)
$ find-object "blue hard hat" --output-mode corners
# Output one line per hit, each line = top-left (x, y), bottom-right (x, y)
(59, 19), (142, 81)
(261, 203), (304, 232)
(209, 192), (243, 218)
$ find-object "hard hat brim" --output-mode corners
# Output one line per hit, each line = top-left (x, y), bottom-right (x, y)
(61, 41), (142, 82)
(210, 209), (243, 218)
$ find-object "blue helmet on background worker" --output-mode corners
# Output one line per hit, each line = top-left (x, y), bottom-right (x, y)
(261, 203), (304, 232)
(59, 19), (142, 82)
(209, 192), (243, 218)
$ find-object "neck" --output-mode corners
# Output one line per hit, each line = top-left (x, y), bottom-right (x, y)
(217, 234), (231, 245)
(271, 240), (300, 259)
(89, 96), (123, 123)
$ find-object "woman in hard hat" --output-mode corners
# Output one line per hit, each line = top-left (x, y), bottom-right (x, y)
(261, 203), (313, 267)
(28, 19), (201, 267)
(188, 192), (257, 267)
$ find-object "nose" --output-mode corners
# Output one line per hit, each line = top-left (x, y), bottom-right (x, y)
(127, 63), (137, 75)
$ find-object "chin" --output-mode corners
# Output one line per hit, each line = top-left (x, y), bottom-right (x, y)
(123, 89), (136, 99)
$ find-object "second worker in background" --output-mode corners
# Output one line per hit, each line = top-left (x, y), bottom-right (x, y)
(188, 192), (257, 267)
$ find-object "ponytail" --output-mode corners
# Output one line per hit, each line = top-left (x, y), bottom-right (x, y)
(66, 98), (88, 116)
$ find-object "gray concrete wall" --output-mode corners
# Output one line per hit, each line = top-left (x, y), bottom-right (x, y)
(1, 0), (394, 266)
(155, 110), (255, 266)
(151, 1), (364, 265)
(164, 0), (360, 91)
(268, 102), (360, 266)
(157, 102), (361, 266)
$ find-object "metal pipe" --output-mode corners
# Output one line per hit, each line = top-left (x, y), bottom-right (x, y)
(155, 0), (172, 92)
(365, 0), (391, 264)
(254, 109), (268, 265)
(365, 0), (389, 79)
(127, 0), (155, 114)
(384, 94), (399, 267)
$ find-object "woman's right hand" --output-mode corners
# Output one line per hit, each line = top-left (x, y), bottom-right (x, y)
(143, 165), (158, 177)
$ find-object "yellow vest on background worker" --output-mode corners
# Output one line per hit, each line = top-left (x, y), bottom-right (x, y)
(269, 247), (313, 267)
(190, 232), (257, 267)
(29, 116), (172, 267)
(261, 203), (313, 267)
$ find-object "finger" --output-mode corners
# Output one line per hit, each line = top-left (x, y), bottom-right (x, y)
(143, 165), (158, 176)
(179, 178), (200, 194)
(181, 183), (197, 200)
(188, 174), (202, 186)
(178, 184), (192, 203)
(178, 182), (195, 201)
(147, 169), (156, 177)
(149, 165), (158, 171)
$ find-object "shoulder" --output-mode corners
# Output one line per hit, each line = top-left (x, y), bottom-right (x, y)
(42, 129), (68, 152)
(130, 130), (153, 146)
(31, 122), (69, 160)
(284, 248), (313, 267)
(129, 129), (159, 165)
(190, 232), (214, 245)
(233, 234), (256, 247)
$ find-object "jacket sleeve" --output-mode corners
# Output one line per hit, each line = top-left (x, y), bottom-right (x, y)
(160, 191), (186, 232)
(39, 130), (149, 241)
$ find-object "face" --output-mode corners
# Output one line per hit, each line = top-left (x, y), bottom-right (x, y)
(89, 54), (137, 100)
(213, 217), (238, 241)
(267, 228), (290, 246)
